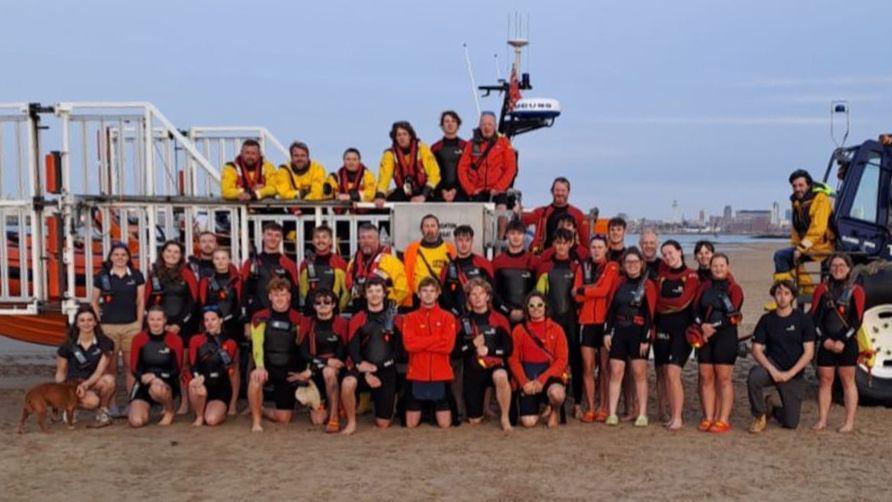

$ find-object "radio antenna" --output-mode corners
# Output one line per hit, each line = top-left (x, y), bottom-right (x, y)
(463, 43), (482, 117)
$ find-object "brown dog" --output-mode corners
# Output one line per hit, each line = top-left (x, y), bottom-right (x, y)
(18, 382), (79, 433)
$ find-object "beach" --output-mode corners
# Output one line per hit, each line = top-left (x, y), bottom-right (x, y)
(1, 242), (886, 501)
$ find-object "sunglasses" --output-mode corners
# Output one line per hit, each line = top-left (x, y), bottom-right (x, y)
(527, 302), (546, 309)
(315, 299), (333, 306)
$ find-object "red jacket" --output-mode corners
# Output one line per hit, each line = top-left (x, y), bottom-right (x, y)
(522, 204), (590, 254)
(402, 304), (456, 382)
(508, 318), (568, 387)
(574, 259), (620, 324)
(457, 133), (517, 195)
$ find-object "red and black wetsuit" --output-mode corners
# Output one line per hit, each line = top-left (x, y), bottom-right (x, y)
(606, 275), (658, 361)
(146, 265), (199, 340)
(130, 330), (183, 403)
(457, 310), (513, 419)
(347, 304), (403, 420)
(240, 252), (300, 316)
(654, 263), (699, 367)
(198, 265), (243, 340)
(431, 136), (467, 199)
(439, 253), (494, 318)
(299, 315), (349, 403)
(694, 277), (744, 366)
(492, 249), (538, 322)
(810, 280), (865, 368)
(188, 255), (216, 281)
(522, 204), (590, 254)
(188, 331), (238, 404)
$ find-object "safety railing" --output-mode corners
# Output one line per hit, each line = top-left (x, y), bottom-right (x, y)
(187, 126), (290, 197)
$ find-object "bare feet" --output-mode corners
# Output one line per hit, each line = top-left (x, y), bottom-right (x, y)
(665, 419), (683, 431)
(227, 406), (237, 416)
(547, 411), (559, 429)
(341, 421), (356, 435)
(812, 421), (827, 432)
(838, 423), (854, 433)
(192, 418), (204, 427)
(158, 411), (175, 426)
(500, 417), (513, 432)
(251, 422), (263, 433)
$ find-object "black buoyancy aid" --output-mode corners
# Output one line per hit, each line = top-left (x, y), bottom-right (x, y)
(195, 334), (232, 381)
(496, 268), (534, 310)
(612, 279), (648, 328)
(817, 282), (858, 338)
(305, 252), (336, 293)
(360, 308), (396, 367)
(308, 318), (342, 361)
(546, 261), (576, 316)
(700, 280), (734, 324)
(247, 254), (291, 310)
(208, 273), (238, 321)
(263, 313), (299, 369)
(141, 334), (177, 379)
(151, 270), (189, 322)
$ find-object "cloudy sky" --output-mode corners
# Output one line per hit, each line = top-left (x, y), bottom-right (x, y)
(2, 0), (889, 219)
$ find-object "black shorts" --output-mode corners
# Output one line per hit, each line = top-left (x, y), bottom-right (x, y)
(581, 324), (605, 349)
(351, 367), (397, 421)
(817, 339), (858, 367)
(405, 381), (451, 413)
(608, 328), (649, 361)
(266, 368), (300, 411)
(204, 378), (233, 404)
(517, 377), (564, 416)
(432, 185), (468, 202)
(653, 330), (692, 368)
(697, 328), (738, 366)
(463, 362), (507, 419)
(130, 377), (180, 405)
(310, 366), (345, 403)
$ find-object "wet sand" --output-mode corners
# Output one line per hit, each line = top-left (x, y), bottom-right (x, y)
(1, 243), (888, 501)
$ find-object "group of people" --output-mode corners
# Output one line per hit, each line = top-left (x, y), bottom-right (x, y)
(55, 124), (864, 435)
(220, 110), (517, 214)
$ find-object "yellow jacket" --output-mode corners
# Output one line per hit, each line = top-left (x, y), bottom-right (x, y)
(220, 159), (278, 200)
(275, 160), (331, 201)
(791, 189), (834, 255)
(330, 166), (377, 202)
(376, 142), (441, 197)
(402, 240), (456, 304)
(345, 250), (409, 306)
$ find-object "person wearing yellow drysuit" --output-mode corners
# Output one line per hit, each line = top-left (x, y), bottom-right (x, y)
(275, 141), (331, 201)
(773, 169), (835, 292)
(220, 139), (278, 201)
(374, 121), (440, 206)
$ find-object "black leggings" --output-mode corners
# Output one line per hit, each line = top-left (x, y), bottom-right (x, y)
(554, 311), (581, 404)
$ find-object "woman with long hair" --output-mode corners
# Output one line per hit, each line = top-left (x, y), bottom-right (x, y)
(374, 121), (441, 206)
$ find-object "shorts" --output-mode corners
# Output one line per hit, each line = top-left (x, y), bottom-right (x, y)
(204, 378), (233, 404)
(653, 330), (692, 368)
(581, 324), (605, 349)
(310, 366), (345, 403)
(266, 368), (301, 411)
(405, 381), (451, 413)
(463, 362), (506, 419)
(608, 328), (649, 361)
(518, 377), (564, 416)
(104, 321), (141, 354)
(130, 377), (180, 405)
(816, 339), (858, 367)
(351, 367), (397, 421)
(697, 328), (738, 366)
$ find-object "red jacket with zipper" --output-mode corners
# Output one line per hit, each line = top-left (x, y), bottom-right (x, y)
(402, 304), (457, 382)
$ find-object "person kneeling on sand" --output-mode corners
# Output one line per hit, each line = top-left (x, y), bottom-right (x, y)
(508, 291), (569, 428)
(188, 307), (239, 427)
(128, 307), (183, 427)
(748, 280), (815, 433)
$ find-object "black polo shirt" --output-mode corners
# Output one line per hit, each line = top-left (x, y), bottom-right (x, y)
(57, 335), (115, 380)
(753, 309), (816, 374)
(93, 268), (145, 324)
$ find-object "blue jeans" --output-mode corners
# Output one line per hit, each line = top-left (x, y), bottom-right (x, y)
(773, 247), (813, 274)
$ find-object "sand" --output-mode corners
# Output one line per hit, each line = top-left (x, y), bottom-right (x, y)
(1, 243), (887, 501)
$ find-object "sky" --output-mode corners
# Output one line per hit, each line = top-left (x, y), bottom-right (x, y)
(1, 0), (890, 219)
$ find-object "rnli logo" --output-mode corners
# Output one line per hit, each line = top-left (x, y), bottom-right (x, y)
(786, 325), (796, 332)
(671, 285), (683, 295)
(159, 347), (171, 354)
(434, 260), (447, 269)
(520, 272), (531, 278)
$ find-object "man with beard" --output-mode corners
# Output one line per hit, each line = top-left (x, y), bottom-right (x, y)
(517, 177), (589, 255)
(345, 223), (408, 312)
(457, 111), (517, 210)
(188, 231), (218, 281)
(221, 139), (277, 201)
(276, 141), (331, 202)
(402, 214), (456, 307)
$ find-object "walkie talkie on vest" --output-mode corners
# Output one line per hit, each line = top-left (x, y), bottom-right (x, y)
(630, 275), (647, 307)
(306, 250), (318, 287)
(403, 175), (414, 196)
(461, 317), (474, 345)
(583, 261), (593, 285)
(100, 273), (113, 305)
(382, 303), (396, 341)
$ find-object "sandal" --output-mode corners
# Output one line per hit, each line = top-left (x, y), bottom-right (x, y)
(708, 420), (731, 433)
(325, 418), (340, 434)
(581, 411), (597, 423)
(594, 410), (609, 423)
(698, 419), (713, 432)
